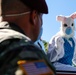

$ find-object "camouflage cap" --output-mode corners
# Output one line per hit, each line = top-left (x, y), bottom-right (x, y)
(20, 0), (48, 14)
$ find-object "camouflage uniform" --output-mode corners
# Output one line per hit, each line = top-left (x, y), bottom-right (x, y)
(0, 22), (56, 75)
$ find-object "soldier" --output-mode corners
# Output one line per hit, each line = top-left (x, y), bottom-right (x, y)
(0, 0), (56, 75)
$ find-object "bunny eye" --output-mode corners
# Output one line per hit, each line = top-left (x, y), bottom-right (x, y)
(71, 23), (74, 26)
(63, 24), (67, 27)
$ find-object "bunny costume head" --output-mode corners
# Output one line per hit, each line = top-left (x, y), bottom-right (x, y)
(57, 12), (76, 39)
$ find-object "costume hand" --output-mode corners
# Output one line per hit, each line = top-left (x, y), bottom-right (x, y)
(55, 37), (64, 50)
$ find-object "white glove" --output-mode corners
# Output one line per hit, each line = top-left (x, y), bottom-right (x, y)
(55, 37), (64, 49)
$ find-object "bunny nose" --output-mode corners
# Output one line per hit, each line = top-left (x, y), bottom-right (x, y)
(65, 27), (72, 35)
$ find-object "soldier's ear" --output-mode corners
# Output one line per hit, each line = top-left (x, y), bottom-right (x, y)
(29, 10), (38, 25)
(0, 16), (3, 22)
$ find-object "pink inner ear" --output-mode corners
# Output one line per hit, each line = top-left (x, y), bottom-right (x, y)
(70, 12), (76, 19)
(57, 16), (66, 22)
(57, 16), (62, 21)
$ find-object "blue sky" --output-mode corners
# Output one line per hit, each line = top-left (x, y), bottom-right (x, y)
(42, 0), (76, 42)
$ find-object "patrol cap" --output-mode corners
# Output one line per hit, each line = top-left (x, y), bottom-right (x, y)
(20, 0), (48, 14)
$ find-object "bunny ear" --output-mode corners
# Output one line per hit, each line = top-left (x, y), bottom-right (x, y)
(70, 12), (76, 19)
(56, 15), (66, 22)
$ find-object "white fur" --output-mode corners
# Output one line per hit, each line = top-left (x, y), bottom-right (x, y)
(57, 16), (75, 39)
(48, 12), (76, 64)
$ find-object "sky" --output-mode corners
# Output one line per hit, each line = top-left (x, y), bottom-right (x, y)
(42, 0), (76, 42)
